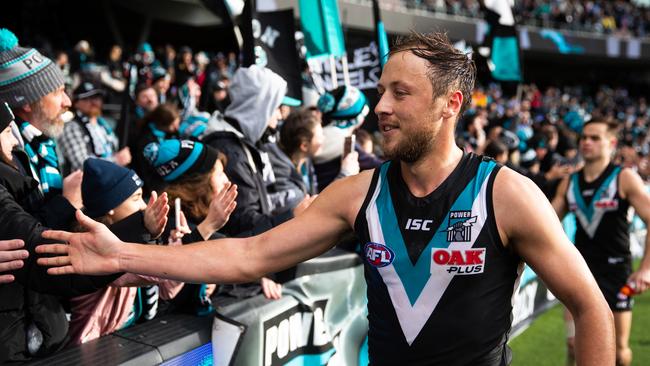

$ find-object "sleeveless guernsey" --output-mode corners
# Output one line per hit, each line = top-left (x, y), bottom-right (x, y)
(566, 164), (631, 264)
(354, 154), (522, 365)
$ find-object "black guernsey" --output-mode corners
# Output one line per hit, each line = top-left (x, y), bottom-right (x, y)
(566, 164), (631, 267)
(354, 153), (522, 365)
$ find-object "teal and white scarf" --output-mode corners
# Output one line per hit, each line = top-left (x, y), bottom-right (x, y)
(19, 121), (63, 198)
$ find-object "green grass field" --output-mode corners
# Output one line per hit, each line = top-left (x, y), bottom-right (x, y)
(510, 263), (650, 365)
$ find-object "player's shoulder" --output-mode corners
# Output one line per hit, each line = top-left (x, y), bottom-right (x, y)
(492, 165), (547, 206)
(326, 169), (376, 196)
(618, 166), (645, 194)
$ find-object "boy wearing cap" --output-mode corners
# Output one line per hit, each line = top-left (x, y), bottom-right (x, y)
(59, 81), (131, 174)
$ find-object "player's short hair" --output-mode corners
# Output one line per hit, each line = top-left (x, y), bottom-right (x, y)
(583, 119), (620, 136)
(390, 31), (476, 116)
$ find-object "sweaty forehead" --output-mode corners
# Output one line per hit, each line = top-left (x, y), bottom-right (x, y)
(379, 52), (431, 88)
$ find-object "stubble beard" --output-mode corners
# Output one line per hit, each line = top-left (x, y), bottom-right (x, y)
(382, 116), (438, 164)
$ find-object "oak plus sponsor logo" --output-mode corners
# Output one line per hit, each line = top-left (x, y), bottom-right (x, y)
(364, 242), (395, 268)
(444, 211), (477, 242)
(263, 300), (337, 366)
(594, 198), (618, 210)
(431, 248), (486, 275)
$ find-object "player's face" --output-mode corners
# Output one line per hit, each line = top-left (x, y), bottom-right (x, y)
(579, 123), (615, 162)
(375, 51), (445, 163)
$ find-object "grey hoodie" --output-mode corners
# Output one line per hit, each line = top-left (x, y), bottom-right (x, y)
(224, 65), (287, 143)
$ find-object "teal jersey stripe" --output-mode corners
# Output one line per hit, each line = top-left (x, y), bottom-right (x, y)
(571, 167), (621, 222)
(376, 160), (496, 305)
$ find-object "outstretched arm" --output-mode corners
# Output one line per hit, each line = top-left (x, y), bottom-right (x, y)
(620, 168), (650, 292)
(37, 172), (371, 284)
(494, 168), (615, 366)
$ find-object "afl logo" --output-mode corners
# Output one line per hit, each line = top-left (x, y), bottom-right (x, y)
(365, 242), (395, 267)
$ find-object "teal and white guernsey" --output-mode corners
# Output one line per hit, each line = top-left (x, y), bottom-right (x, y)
(566, 164), (632, 269)
(354, 154), (522, 366)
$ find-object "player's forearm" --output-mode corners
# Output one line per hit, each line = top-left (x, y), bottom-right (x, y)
(117, 238), (260, 284)
(640, 234), (650, 270)
(572, 303), (615, 365)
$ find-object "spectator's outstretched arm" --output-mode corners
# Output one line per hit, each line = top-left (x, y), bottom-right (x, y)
(0, 239), (28, 284)
(37, 171), (373, 284)
(494, 168), (615, 366)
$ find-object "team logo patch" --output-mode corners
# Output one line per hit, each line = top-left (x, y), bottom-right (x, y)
(431, 248), (486, 275)
(364, 242), (395, 268)
(444, 211), (477, 242)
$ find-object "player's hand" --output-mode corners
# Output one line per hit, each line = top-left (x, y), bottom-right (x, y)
(0, 239), (29, 284)
(143, 191), (169, 239)
(628, 268), (650, 293)
(261, 277), (282, 300)
(36, 210), (123, 275)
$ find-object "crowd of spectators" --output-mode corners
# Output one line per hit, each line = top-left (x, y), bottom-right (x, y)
(0, 28), (379, 363)
(378, 0), (650, 37)
(0, 25), (649, 363)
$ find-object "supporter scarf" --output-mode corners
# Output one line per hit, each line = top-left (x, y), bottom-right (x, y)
(75, 111), (116, 159)
(18, 121), (62, 198)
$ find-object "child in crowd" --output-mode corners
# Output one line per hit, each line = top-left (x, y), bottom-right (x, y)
(145, 139), (283, 301)
(279, 110), (324, 196)
(68, 158), (184, 345)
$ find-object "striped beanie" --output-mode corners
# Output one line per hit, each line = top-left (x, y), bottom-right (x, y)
(143, 139), (219, 182)
(0, 29), (65, 107)
(317, 85), (369, 129)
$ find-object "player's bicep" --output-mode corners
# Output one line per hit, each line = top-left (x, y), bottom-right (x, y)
(495, 170), (601, 310)
(622, 169), (650, 223)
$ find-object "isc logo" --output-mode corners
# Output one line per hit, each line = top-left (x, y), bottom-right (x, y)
(431, 248), (485, 275)
(364, 242), (395, 267)
(405, 218), (433, 231)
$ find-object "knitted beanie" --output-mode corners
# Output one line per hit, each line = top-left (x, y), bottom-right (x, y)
(143, 139), (219, 182)
(0, 29), (65, 107)
(82, 158), (144, 218)
(317, 85), (369, 129)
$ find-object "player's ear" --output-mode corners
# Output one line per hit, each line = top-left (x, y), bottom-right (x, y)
(442, 91), (463, 120)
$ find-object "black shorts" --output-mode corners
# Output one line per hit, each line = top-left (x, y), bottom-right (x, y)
(588, 261), (633, 312)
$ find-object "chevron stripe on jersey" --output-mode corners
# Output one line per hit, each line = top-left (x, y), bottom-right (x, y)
(365, 159), (496, 345)
(567, 166), (620, 238)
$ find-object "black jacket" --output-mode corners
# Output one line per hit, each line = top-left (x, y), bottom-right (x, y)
(202, 119), (292, 237)
(0, 165), (151, 363)
(1, 152), (77, 230)
(261, 142), (307, 215)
